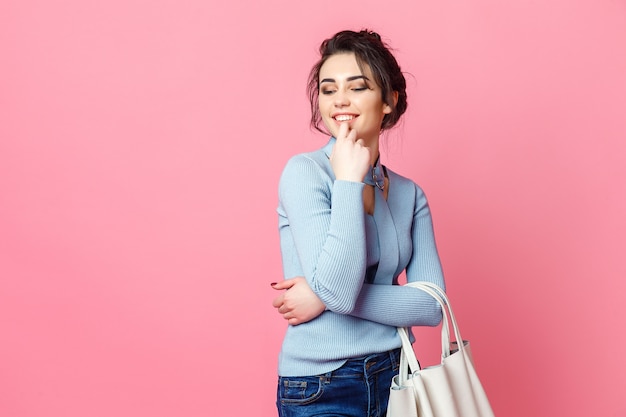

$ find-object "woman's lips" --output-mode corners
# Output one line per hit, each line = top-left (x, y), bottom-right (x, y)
(333, 114), (357, 122)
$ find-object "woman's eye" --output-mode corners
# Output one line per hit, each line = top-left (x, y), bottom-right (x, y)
(352, 86), (368, 92)
(321, 89), (335, 95)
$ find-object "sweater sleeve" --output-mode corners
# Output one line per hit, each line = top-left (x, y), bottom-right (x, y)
(278, 154), (368, 314)
(348, 183), (446, 327)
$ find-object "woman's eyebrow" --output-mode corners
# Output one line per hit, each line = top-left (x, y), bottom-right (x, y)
(320, 75), (370, 84)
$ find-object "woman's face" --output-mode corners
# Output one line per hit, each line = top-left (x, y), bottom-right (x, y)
(318, 52), (392, 143)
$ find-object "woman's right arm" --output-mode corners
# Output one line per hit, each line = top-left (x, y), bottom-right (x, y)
(278, 154), (368, 314)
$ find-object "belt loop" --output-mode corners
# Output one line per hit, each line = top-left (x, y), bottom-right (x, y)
(389, 347), (401, 370)
(322, 371), (332, 384)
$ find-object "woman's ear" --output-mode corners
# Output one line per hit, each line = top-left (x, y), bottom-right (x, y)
(383, 91), (399, 114)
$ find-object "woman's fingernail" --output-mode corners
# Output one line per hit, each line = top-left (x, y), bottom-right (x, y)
(270, 282), (277, 286)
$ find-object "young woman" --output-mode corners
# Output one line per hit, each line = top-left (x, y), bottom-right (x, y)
(271, 29), (446, 417)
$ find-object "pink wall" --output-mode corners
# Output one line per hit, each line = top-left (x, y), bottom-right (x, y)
(1, 0), (625, 415)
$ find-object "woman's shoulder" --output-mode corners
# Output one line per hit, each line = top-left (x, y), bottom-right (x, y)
(385, 167), (429, 201)
(281, 142), (332, 177)
(279, 145), (333, 191)
(286, 147), (329, 168)
(385, 166), (420, 189)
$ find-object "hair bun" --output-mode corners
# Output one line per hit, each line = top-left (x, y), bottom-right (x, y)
(360, 29), (382, 41)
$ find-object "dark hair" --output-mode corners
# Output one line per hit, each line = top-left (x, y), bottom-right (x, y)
(307, 29), (408, 134)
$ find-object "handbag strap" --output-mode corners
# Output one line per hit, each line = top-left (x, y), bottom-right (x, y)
(397, 326), (420, 382)
(396, 282), (467, 385)
(405, 281), (465, 356)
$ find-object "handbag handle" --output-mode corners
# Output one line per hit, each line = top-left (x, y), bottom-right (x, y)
(397, 282), (467, 385)
(406, 282), (465, 357)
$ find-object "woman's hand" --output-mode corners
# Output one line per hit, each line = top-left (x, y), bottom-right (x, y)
(271, 277), (326, 325)
(329, 123), (371, 183)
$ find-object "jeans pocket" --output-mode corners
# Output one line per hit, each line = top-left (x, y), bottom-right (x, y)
(278, 375), (325, 405)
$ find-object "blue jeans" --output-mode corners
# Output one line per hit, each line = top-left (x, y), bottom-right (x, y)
(276, 348), (401, 417)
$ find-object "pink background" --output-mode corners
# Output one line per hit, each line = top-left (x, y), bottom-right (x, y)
(1, 0), (625, 416)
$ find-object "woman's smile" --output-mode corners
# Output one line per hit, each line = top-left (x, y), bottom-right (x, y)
(332, 113), (358, 123)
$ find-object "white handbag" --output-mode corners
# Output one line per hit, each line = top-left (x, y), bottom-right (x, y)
(386, 282), (495, 417)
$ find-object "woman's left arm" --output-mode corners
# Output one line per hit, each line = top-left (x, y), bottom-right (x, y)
(271, 277), (326, 325)
(349, 183), (446, 327)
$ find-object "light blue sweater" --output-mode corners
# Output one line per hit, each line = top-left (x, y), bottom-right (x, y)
(277, 137), (445, 377)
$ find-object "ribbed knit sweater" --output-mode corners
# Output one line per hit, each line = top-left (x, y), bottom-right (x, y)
(277, 137), (445, 377)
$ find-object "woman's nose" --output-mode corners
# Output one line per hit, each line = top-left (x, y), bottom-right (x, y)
(334, 90), (350, 107)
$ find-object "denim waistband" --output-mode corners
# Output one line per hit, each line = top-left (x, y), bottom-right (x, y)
(346, 348), (401, 364)
(326, 348), (401, 379)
